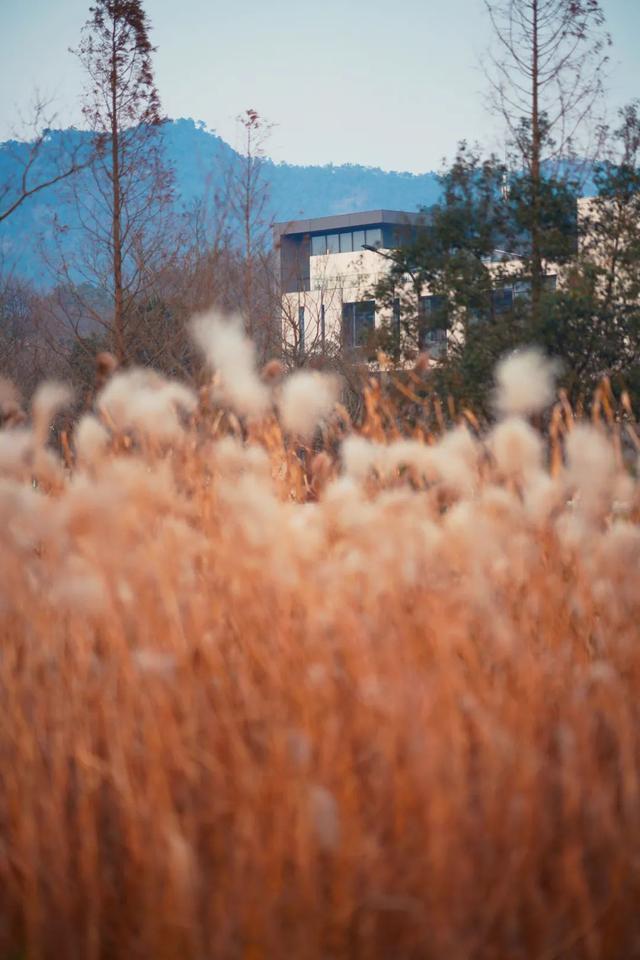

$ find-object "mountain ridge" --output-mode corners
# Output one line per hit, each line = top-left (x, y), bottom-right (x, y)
(0, 118), (443, 285)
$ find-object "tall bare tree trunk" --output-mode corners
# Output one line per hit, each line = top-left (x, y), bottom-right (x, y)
(244, 141), (253, 341)
(530, 0), (542, 313)
(73, 0), (167, 368)
(111, 23), (125, 364)
(484, 0), (610, 319)
(226, 109), (273, 359)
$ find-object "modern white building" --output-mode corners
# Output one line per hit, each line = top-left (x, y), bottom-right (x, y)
(273, 208), (565, 364)
(274, 210), (433, 360)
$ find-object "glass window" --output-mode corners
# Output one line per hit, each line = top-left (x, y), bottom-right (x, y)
(355, 301), (375, 344)
(492, 287), (513, 314)
(513, 280), (531, 301)
(382, 226), (396, 249)
(425, 328), (447, 343)
(326, 233), (340, 254)
(342, 300), (375, 348)
(339, 232), (353, 253)
(419, 296), (448, 350)
(421, 295), (446, 315)
(425, 331), (447, 357)
(342, 303), (354, 346)
(298, 306), (305, 353)
(365, 227), (383, 248)
(544, 274), (557, 291)
(352, 230), (366, 251)
(311, 234), (326, 256)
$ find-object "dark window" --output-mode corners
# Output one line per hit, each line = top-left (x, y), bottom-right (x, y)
(419, 295), (448, 349)
(492, 287), (513, 314)
(342, 300), (375, 348)
(513, 280), (531, 301)
(422, 294), (447, 315)
(365, 227), (382, 248)
(382, 225), (400, 249)
(544, 274), (557, 291)
(339, 232), (353, 253)
(326, 233), (340, 254)
(311, 235), (327, 256)
(352, 230), (366, 250)
(320, 303), (326, 348)
(425, 328), (447, 343)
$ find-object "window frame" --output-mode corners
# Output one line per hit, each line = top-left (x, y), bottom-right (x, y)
(311, 234), (327, 256)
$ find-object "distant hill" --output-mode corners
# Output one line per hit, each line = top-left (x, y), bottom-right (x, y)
(0, 118), (443, 286)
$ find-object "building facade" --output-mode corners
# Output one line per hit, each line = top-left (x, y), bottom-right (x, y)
(273, 207), (568, 364)
(274, 210), (425, 360)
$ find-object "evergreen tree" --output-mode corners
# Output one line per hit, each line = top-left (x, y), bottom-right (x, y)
(373, 106), (640, 413)
(539, 103), (640, 401)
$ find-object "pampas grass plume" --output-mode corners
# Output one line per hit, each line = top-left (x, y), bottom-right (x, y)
(494, 348), (558, 418)
(74, 415), (110, 465)
(32, 381), (73, 446)
(191, 311), (270, 418)
(278, 370), (339, 438)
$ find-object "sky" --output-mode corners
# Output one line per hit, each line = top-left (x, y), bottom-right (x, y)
(0, 0), (638, 174)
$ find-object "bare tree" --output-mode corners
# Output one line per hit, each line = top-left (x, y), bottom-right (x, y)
(484, 0), (610, 307)
(0, 98), (88, 225)
(225, 109), (276, 358)
(68, 0), (174, 364)
(0, 97), (87, 394)
(0, 277), (66, 398)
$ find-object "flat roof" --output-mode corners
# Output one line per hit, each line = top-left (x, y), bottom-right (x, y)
(273, 209), (424, 238)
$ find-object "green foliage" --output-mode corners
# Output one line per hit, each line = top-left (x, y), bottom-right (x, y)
(373, 103), (640, 413)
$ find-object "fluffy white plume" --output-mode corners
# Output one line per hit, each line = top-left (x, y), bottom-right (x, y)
(0, 377), (20, 411)
(213, 435), (270, 477)
(385, 439), (434, 477)
(341, 429), (477, 496)
(0, 429), (33, 478)
(490, 417), (544, 477)
(32, 382), (73, 446)
(278, 371), (339, 437)
(74, 415), (110, 465)
(191, 312), (270, 418)
(494, 349), (558, 418)
(428, 426), (479, 497)
(565, 424), (616, 521)
(98, 370), (196, 441)
(341, 436), (387, 480)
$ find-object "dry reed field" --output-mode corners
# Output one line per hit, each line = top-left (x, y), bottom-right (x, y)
(1, 315), (640, 960)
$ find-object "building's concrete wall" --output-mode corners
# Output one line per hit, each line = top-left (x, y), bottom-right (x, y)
(282, 247), (391, 352)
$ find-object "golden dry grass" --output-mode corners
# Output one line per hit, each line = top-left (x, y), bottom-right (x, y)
(0, 326), (639, 959)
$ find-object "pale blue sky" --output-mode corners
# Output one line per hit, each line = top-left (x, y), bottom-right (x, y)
(0, 0), (638, 172)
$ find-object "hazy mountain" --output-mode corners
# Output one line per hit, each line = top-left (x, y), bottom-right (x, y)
(0, 118), (443, 285)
